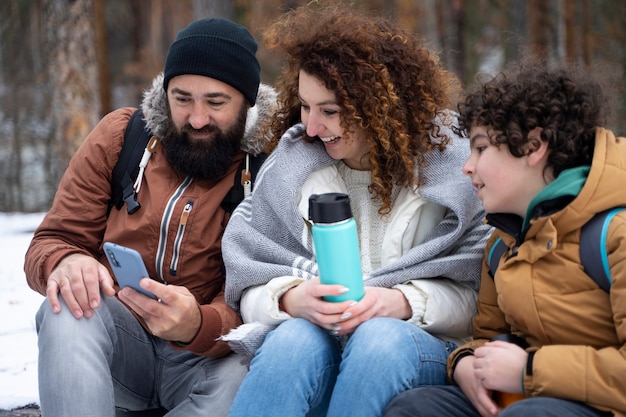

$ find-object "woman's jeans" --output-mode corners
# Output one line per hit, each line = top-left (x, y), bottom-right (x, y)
(228, 317), (457, 417)
(383, 385), (613, 417)
(36, 295), (247, 417)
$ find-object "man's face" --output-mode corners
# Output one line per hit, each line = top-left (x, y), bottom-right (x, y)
(162, 74), (248, 179)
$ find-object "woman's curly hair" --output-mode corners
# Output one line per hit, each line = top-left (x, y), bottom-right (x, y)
(457, 63), (608, 178)
(262, 2), (460, 215)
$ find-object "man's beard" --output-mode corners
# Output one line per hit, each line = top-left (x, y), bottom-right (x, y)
(161, 106), (247, 180)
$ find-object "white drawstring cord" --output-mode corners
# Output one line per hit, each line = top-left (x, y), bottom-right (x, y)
(134, 136), (160, 194)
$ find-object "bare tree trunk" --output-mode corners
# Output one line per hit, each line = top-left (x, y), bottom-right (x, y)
(563, 0), (577, 63)
(193, 0), (234, 19)
(7, 86), (23, 212)
(415, 0), (441, 53)
(0, 3), (24, 211)
(150, 0), (193, 69)
(0, 2), (55, 211)
(528, 0), (550, 60)
(582, 0), (591, 68)
(94, 0), (111, 116)
(451, 0), (465, 82)
(44, 0), (100, 185)
(435, 0), (449, 70)
(506, 0), (526, 62)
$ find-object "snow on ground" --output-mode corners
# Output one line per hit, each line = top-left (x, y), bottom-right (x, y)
(0, 212), (46, 410)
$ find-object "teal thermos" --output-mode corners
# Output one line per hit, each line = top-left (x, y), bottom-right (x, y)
(309, 193), (365, 302)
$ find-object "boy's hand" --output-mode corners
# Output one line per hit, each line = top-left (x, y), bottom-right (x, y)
(474, 341), (528, 393)
(454, 355), (500, 417)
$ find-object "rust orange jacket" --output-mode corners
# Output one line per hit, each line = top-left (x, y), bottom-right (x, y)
(24, 77), (276, 358)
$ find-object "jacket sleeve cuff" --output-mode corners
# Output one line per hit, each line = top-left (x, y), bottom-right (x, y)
(447, 347), (474, 383)
(394, 283), (427, 324)
(394, 279), (476, 338)
(169, 304), (226, 356)
(240, 276), (305, 325)
(523, 350), (536, 395)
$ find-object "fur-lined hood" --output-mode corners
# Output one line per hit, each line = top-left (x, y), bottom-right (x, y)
(140, 73), (277, 155)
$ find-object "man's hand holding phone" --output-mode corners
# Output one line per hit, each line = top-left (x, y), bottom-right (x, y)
(104, 242), (201, 342)
(118, 279), (202, 343)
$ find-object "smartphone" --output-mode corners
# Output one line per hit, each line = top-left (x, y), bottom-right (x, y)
(103, 242), (157, 299)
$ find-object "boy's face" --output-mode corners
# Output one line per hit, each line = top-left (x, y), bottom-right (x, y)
(462, 126), (538, 218)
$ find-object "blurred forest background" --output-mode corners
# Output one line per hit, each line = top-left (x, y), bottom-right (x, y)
(1, 0), (625, 213)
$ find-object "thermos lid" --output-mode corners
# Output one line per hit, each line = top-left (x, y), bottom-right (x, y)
(309, 193), (353, 223)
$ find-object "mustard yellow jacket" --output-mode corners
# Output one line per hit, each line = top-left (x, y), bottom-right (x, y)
(448, 128), (626, 415)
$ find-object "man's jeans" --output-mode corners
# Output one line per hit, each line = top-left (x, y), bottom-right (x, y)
(228, 317), (457, 417)
(36, 295), (246, 417)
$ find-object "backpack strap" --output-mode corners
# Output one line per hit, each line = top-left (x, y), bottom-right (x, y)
(220, 152), (268, 213)
(580, 207), (625, 292)
(109, 108), (267, 216)
(109, 109), (152, 215)
(488, 208), (624, 292)
(487, 237), (508, 278)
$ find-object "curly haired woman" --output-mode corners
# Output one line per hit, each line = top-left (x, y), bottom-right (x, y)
(383, 65), (625, 417)
(222, 3), (492, 416)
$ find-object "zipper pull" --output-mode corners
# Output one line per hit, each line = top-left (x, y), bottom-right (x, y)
(170, 201), (194, 276)
(241, 153), (252, 198)
(180, 201), (192, 226)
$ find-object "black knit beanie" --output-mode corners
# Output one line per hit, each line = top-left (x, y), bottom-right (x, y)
(163, 18), (261, 105)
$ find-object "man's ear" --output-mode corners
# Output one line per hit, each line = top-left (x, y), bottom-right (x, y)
(526, 127), (548, 167)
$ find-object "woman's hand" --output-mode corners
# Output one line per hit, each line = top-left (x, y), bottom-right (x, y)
(281, 283), (411, 336)
(280, 277), (355, 329)
(330, 287), (411, 335)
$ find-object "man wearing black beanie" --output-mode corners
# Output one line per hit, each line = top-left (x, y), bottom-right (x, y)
(26, 18), (276, 417)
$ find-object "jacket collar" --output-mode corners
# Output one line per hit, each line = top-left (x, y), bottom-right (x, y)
(487, 166), (589, 243)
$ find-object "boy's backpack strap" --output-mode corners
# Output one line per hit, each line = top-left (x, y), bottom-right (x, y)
(580, 207), (625, 292)
(487, 208), (624, 292)
(487, 237), (508, 278)
(109, 109), (152, 215)
(220, 152), (268, 213)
